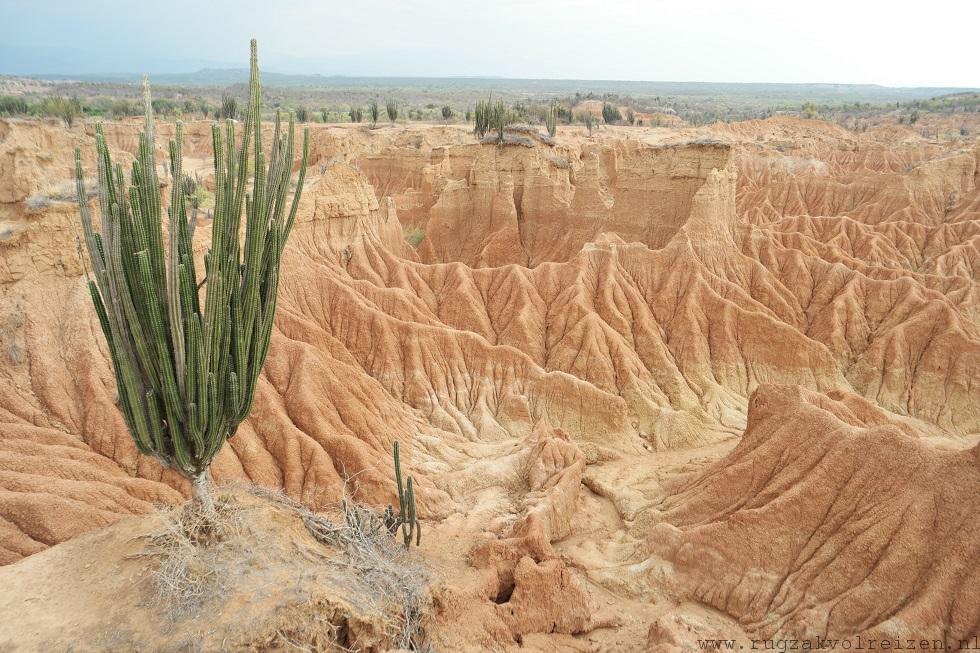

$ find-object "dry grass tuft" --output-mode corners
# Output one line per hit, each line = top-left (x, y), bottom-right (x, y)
(135, 485), (432, 650)
(137, 496), (245, 619)
(25, 177), (97, 213)
(480, 132), (536, 147)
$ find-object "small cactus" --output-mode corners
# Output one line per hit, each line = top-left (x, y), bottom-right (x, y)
(391, 441), (421, 549)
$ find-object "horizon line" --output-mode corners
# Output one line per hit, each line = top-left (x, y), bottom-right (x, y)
(4, 70), (979, 92)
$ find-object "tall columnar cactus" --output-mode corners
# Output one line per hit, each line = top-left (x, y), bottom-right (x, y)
(392, 441), (421, 549)
(545, 101), (558, 138)
(73, 40), (309, 509)
(473, 96), (491, 139)
(385, 99), (399, 124)
(490, 100), (511, 142)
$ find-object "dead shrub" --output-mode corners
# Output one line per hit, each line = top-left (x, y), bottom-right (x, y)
(136, 497), (245, 619)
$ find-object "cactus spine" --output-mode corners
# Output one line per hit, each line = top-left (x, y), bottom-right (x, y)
(392, 441), (421, 549)
(73, 40), (309, 508)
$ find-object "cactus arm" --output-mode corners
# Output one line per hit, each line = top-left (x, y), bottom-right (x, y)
(394, 441), (406, 523)
(406, 475), (417, 548)
(283, 127), (310, 241)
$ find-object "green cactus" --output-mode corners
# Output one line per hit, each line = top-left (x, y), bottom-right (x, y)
(473, 95), (491, 138)
(490, 100), (511, 142)
(73, 40), (309, 511)
(545, 101), (558, 138)
(392, 441), (421, 549)
(219, 94), (238, 120)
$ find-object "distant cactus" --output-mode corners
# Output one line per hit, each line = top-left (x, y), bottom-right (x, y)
(390, 441), (421, 549)
(321, 109), (328, 123)
(73, 40), (309, 511)
(580, 112), (597, 136)
(545, 101), (558, 138)
(441, 105), (453, 120)
(179, 172), (197, 196)
(473, 96), (492, 138)
(220, 94), (238, 120)
(490, 101), (512, 142)
(386, 99), (399, 123)
(349, 106), (363, 123)
(602, 102), (622, 124)
(369, 100), (379, 126)
(474, 97), (515, 142)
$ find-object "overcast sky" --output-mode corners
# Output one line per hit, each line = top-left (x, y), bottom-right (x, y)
(2, 0), (978, 87)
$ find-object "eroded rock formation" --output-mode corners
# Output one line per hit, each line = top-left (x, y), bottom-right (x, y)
(1, 115), (978, 650)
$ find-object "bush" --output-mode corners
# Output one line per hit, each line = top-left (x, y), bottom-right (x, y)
(41, 96), (82, 128)
(109, 99), (138, 118)
(188, 186), (211, 211)
(405, 227), (425, 248)
(295, 106), (309, 123)
(0, 96), (28, 116)
(441, 105), (453, 120)
(386, 99), (398, 123)
(602, 103), (621, 125)
(151, 98), (180, 116)
(626, 108), (636, 125)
